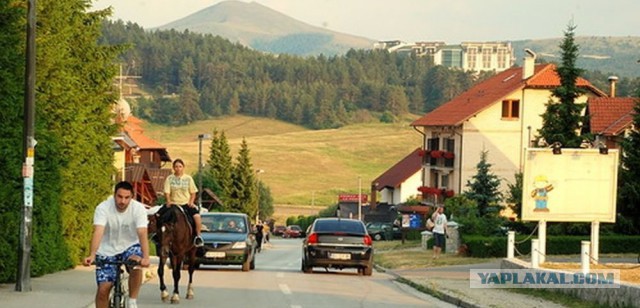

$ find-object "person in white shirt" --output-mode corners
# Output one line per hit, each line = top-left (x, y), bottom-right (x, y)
(83, 181), (150, 308)
(431, 205), (448, 259)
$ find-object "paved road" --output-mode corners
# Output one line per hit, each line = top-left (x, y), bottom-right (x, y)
(137, 238), (454, 307)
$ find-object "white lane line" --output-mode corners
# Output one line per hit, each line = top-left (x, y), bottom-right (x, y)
(279, 283), (292, 295)
(291, 305), (302, 308)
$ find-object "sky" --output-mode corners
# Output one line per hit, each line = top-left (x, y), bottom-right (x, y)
(91, 0), (639, 43)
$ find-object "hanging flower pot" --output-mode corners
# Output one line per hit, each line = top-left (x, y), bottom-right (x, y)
(444, 190), (455, 197)
(430, 150), (443, 159)
(418, 149), (426, 157)
(443, 151), (455, 159)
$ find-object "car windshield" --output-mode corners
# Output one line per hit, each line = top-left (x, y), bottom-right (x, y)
(289, 225), (301, 231)
(313, 220), (366, 234)
(202, 215), (247, 233)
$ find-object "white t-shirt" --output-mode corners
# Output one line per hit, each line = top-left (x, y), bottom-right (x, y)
(432, 212), (448, 235)
(94, 196), (148, 256)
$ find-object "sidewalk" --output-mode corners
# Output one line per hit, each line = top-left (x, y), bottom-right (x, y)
(0, 264), (156, 308)
(382, 262), (566, 308)
(0, 265), (96, 308)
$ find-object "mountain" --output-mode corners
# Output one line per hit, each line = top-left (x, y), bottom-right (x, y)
(155, 0), (375, 56)
(153, 1), (640, 77)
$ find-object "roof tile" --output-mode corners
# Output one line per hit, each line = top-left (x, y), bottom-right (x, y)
(373, 148), (423, 190)
(412, 64), (605, 127)
(588, 97), (637, 136)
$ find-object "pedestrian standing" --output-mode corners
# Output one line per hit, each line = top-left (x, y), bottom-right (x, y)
(432, 205), (448, 259)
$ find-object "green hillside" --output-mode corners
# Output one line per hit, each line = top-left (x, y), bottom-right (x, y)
(143, 115), (421, 207)
(512, 36), (640, 78)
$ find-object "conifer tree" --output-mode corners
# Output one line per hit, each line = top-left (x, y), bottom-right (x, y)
(464, 151), (503, 217)
(537, 23), (586, 148)
(617, 95), (640, 233)
(206, 129), (234, 210)
(229, 138), (257, 216)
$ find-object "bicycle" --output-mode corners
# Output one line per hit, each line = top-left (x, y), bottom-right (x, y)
(95, 258), (140, 308)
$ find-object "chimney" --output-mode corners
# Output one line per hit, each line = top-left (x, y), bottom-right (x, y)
(522, 49), (536, 80)
(608, 76), (619, 97)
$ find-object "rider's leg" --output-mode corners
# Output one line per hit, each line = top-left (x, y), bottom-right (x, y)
(193, 213), (204, 246)
(95, 282), (113, 308)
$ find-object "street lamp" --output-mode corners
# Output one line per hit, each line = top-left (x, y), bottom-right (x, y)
(197, 133), (211, 211)
(358, 176), (362, 221)
(255, 169), (265, 222)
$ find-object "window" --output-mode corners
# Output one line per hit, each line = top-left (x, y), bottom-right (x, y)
(427, 138), (440, 165)
(501, 99), (520, 119)
(444, 138), (455, 167)
(467, 48), (477, 69)
(441, 174), (450, 189)
(482, 48), (491, 68)
(497, 49), (507, 68)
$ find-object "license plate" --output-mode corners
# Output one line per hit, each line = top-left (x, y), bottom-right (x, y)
(205, 251), (225, 258)
(329, 253), (351, 260)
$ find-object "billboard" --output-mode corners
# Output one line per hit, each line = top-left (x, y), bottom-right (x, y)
(521, 148), (619, 222)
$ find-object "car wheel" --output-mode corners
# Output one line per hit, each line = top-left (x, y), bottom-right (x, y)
(373, 233), (383, 241)
(301, 258), (312, 273)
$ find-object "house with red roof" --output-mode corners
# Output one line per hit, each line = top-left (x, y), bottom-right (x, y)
(410, 50), (609, 205)
(371, 148), (423, 205)
(586, 96), (637, 149)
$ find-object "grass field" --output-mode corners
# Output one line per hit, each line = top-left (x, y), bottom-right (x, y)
(142, 114), (421, 211)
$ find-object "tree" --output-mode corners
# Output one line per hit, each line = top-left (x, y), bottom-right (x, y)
(229, 138), (257, 215)
(537, 22), (587, 148)
(206, 129), (234, 209)
(617, 96), (640, 234)
(0, 0), (28, 282)
(257, 180), (274, 221)
(464, 150), (503, 217)
(506, 172), (523, 219)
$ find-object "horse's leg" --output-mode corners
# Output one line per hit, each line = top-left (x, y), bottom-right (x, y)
(170, 255), (182, 304)
(158, 243), (169, 302)
(186, 248), (196, 300)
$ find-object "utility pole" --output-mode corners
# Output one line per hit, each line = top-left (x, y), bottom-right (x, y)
(17, 0), (37, 292)
(358, 176), (362, 221)
(197, 134), (211, 211)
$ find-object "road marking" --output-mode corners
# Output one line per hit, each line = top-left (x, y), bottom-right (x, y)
(279, 283), (292, 295)
(291, 305), (302, 308)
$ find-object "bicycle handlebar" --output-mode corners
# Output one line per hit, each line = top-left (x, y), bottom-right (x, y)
(94, 259), (141, 267)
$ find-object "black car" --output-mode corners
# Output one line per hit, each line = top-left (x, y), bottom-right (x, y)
(366, 221), (401, 241)
(195, 212), (257, 271)
(301, 218), (374, 276)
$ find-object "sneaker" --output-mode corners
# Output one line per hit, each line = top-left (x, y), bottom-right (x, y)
(194, 236), (204, 247)
(128, 299), (138, 308)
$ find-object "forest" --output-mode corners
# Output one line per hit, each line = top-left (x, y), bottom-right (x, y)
(101, 21), (640, 129)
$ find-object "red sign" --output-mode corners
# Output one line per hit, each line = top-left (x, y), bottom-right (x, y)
(338, 194), (368, 203)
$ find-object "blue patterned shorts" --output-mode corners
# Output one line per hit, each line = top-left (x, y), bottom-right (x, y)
(95, 243), (142, 284)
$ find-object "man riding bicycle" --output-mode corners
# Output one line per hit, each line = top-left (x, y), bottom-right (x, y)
(83, 181), (151, 308)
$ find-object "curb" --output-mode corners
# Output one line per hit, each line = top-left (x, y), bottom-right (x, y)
(374, 264), (483, 308)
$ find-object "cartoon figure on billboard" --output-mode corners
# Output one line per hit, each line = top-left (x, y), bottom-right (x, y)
(531, 175), (553, 212)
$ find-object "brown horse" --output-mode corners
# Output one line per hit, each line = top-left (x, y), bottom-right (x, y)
(149, 205), (197, 304)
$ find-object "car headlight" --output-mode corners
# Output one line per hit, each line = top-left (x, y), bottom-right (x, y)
(231, 241), (247, 249)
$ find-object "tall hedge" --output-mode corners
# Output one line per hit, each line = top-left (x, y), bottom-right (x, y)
(0, 0), (122, 282)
